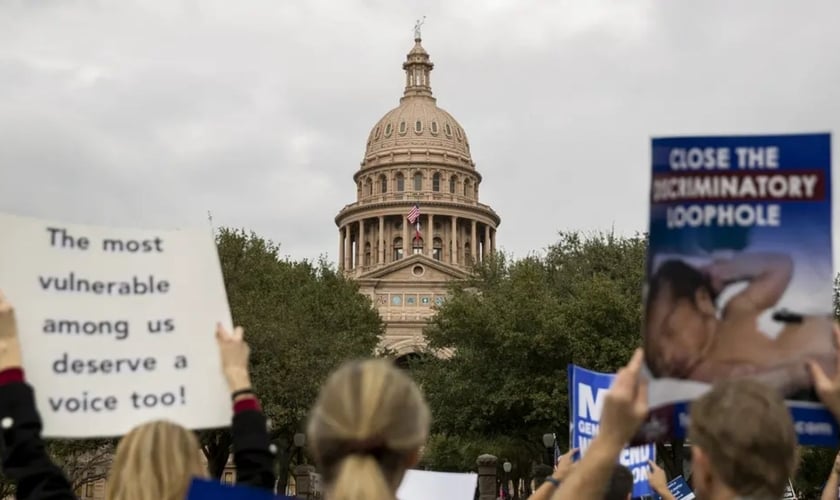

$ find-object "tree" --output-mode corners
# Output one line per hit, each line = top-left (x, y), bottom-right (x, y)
(413, 231), (646, 488)
(202, 229), (383, 490)
(46, 439), (114, 491)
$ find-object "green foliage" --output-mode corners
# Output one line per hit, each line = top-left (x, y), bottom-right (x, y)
(796, 447), (836, 496)
(414, 231), (646, 474)
(204, 228), (384, 486)
(46, 439), (114, 490)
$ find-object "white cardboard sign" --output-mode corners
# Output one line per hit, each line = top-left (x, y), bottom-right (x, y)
(0, 213), (233, 438)
(397, 470), (477, 500)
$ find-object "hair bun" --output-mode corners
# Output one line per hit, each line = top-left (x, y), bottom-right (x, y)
(343, 437), (387, 456)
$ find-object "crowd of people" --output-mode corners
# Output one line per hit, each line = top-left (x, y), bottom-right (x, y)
(0, 288), (839, 499)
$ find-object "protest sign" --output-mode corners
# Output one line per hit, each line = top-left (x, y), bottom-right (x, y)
(0, 213), (233, 438)
(782, 480), (798, 499)
(187, 478), (292, 500)
(569, 364), (656, 498)
(664, 475), (695, 500)
(397, 470), (478, 500)
(640, 133), (837, 445)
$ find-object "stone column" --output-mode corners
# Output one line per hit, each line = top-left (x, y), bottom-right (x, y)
(451, 215), (458, 265)
(378, 216), (385, 264)
(402, 216), (409, 258)
(426, 213), (434, 257)
(294, 464), (315, 499)
(338, 228), (344, 271)
(470, 220), (477, 262)
(484, 224), (491, 260)
(359, 219), (365, 267)
(491, 227), (496, 254)
(343, 226), (351, 271)
(476, 454), (498, 500)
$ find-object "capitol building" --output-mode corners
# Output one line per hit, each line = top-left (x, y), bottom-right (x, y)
(335, 29), (501, 363)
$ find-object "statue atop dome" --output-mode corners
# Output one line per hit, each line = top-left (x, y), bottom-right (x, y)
(414, 16), (425, 40)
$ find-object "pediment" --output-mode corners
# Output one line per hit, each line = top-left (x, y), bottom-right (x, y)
(358, 254), (468, 282)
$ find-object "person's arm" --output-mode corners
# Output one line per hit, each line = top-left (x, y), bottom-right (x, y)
(0, 292), (76, 500)
(706, 253), (792, 313)
(217, 324), (275, 491)
(647, 460), (675, 500)
(550, 350), (648, 500)
(527, 448), (577, 500)
(821, 453), (840, 500)
(808, 323), (840, 421)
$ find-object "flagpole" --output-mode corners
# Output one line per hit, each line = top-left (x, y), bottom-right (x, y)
(207, 210), (216, 238)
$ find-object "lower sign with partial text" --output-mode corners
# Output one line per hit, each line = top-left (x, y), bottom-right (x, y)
(665, 475), (695, 500)
(570, 364), (656, 498)
(187, 478), (291, 499)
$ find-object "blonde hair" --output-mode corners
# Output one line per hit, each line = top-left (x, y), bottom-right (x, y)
(689, 378), (797, 498)
(105, 420), (207, 500)
(307, 359), (431, 500)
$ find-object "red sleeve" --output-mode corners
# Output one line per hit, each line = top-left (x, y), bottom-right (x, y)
(233, 396), (261, 414)
(0, 368), (24, 386)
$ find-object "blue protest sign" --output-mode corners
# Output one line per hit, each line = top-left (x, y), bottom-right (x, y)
(569, 364), (656, 498)
(642, 133), (838, 446)
(186, 478), (291, 500)
(665, 475), (695, 500)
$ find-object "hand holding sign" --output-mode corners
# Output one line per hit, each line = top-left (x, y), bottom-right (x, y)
(0, 291), (23, 371)
(601, 349), (649, 447)
(647, 460), (677, 500)
(808, 324), (840, 419)
(553, 448), (578, 482)
(216, 324), (251, 394)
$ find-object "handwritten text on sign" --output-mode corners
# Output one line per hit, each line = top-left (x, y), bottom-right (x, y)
(0, 213), (233, 438)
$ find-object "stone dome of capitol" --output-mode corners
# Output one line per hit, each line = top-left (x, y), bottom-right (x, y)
(363, 37), (473, 164)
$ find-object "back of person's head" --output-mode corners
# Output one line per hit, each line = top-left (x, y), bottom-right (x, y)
(603, 464), (633, 500)
(307, 359), (431, 500)
(105, 420), (206, 500)
(689, 378), (797, 499)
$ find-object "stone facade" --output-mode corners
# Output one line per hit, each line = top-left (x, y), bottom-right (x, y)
(335, 33), (500, 360)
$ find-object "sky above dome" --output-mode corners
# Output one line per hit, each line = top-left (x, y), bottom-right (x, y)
(2, 0), (840, 266)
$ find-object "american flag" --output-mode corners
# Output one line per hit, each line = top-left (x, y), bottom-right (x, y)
(407, 204), (420, 224)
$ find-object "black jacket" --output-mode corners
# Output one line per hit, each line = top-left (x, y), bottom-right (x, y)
(0, 382), (276, 499)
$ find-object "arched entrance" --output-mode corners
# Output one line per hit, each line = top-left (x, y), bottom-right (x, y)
(394, 352), (422, 370)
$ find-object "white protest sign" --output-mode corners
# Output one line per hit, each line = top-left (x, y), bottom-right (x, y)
(397, 470), (477, 500)
(0, 213), (233, 438)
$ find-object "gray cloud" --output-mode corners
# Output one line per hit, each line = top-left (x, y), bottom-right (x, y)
(2, 0), (840, 266)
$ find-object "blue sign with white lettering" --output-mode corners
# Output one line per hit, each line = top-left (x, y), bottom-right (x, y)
(666, 475), (695, 500)
(641, 133), (838, 446)
(569, 364), (656, 498)
(186, 478), (292, 500)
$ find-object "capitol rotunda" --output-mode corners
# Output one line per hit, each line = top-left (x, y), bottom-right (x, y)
(335, 31), (501, 362)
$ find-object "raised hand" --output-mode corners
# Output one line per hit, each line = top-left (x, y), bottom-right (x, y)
(647, 460), (667, 492)
(216, 323), (251, 394)
(553, 448), (578, 481)
(807, 323), (840, 419)
(0, 291), (23, 371)
(600, 349), (649, 447)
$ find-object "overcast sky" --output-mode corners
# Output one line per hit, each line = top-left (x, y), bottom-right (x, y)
(2, 0), (840, 266)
